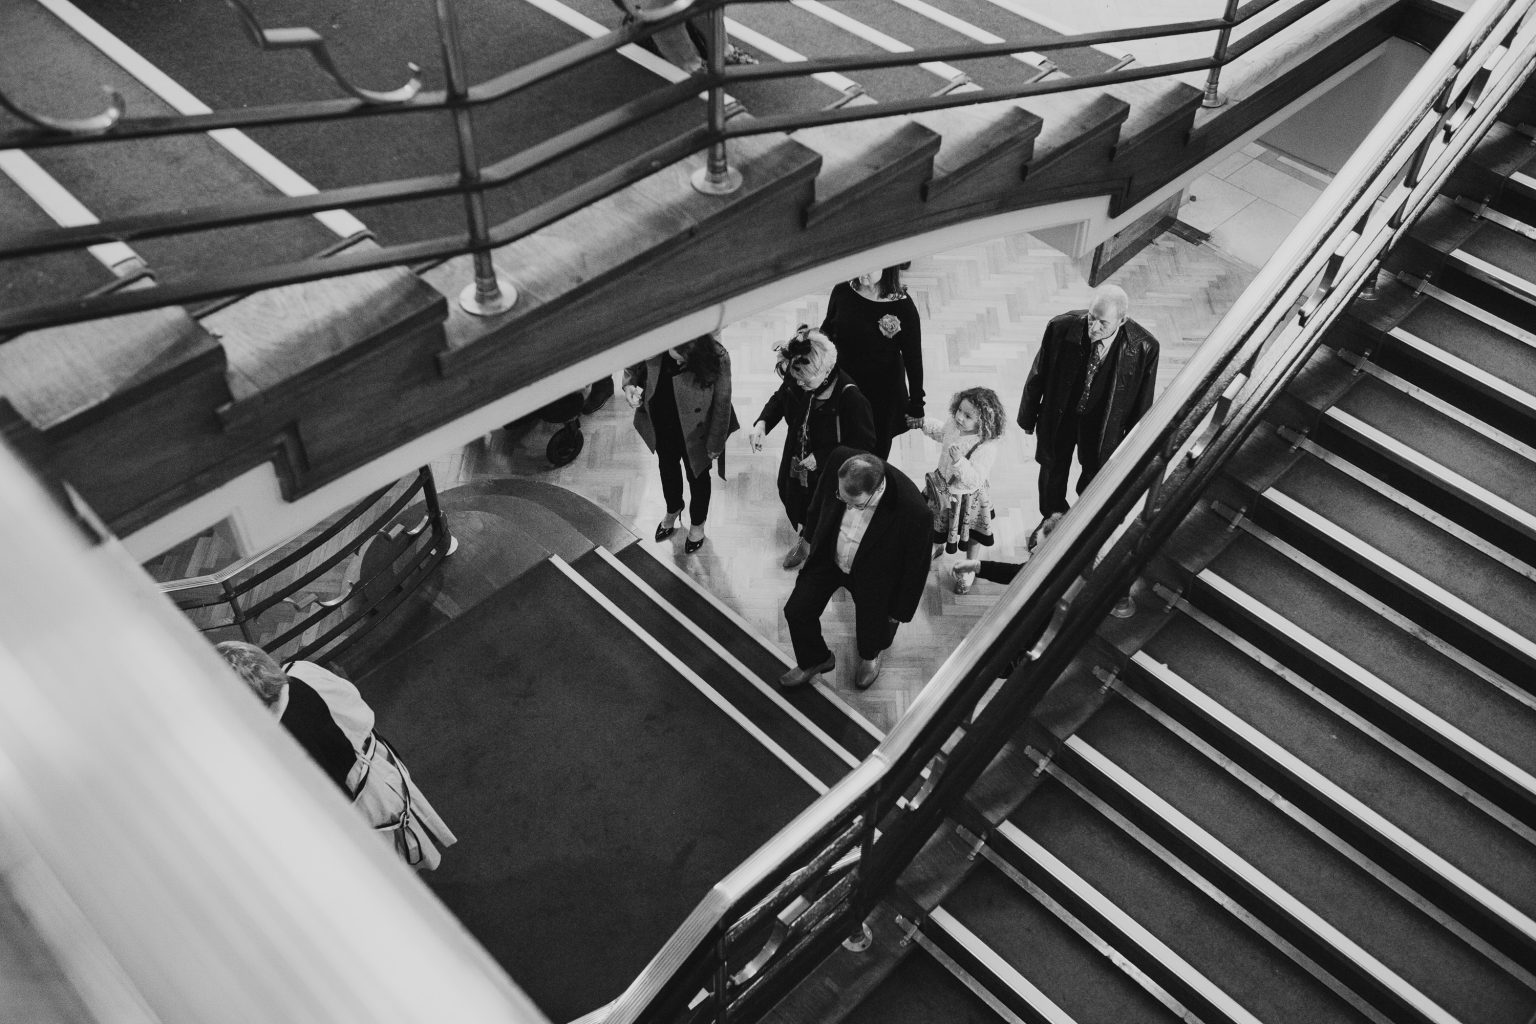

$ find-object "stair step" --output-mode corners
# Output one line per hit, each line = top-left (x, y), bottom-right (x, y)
(1132, 612), (1536, 966)
(1307, 367), (1536, 563)
(839, 937), (1013, 1024)
(940, 833), (1184, 1024)
(1257, 451), (1536, 682)
(569, 548), (856, 789)
(1197, 528), (1536, 828)
(794, 116), (942, 226)
(1067, 698), (1536, 1024)
(1008, 775), (1377, 1024)
(1396, 195), (1536, 334)
(1361, 284), (1536, 449)
(613, 543), (882, 761)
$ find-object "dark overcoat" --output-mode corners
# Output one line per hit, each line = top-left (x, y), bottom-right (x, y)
(801, 446), (932, 623)
(1017, 310), (1159, 466)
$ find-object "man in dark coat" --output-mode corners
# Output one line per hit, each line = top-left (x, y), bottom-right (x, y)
(779, 448), (932, 691)
(1017, 284), (1160, 519)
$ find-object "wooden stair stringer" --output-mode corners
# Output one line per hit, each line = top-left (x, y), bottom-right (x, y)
(795, 116), (943, 227)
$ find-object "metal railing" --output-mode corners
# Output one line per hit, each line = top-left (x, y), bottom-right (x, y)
(593, 1), (1536, 1021)
(2, 0), (1335, 333)
(159, 466), (453, 668)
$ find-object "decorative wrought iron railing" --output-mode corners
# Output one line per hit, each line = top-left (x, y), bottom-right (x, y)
(586, 1), (1536, 1022)
(158, 466), (453, 669)
(1, 0), (1335, 333)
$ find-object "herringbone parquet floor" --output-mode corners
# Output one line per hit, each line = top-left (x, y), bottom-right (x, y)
(435, 228), (1258, 732)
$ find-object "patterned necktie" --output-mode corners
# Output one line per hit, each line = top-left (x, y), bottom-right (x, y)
(1077, 335), (1107, 413)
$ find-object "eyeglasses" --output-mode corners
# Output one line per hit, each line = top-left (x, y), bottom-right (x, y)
(837, 488), (875, 510)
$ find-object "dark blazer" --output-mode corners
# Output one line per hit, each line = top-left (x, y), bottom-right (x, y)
(801, 446), (932, 623)
(1017, 310), (1159, 466)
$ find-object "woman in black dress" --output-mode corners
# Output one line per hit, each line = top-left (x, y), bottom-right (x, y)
(819, 264), (924, 460)
(748, 327), (876, 568)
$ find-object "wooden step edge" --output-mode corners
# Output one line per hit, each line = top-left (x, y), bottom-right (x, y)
(1315, 404), (1536, 556)
(1195, 564), (1536, 810)
(987, 819), (1264, 1024)
(798, 119), (942, 229)
(592, 545), (861, 777)
(1259, 484), (1536, 675)
(618, 541), (886, 748)
(1171, 595), (1536, 849)
(547, 553), (829, 796)
(909, 101), (1042, 201)
(1063, 735), (1464, 1024)
(1126, 650), (1536, 966)
(921, 907), (1080, 1024)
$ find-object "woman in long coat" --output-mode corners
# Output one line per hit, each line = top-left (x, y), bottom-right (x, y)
(623, 333), (736, 554)
(748, 327), (876, 568)
(819, 264), (924, 460)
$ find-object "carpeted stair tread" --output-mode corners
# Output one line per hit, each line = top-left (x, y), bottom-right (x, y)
(440, 479), (636, 553)
(1459, 218), (1536, 287)
(614, 543), (881, 761)
(1011, 777), (1376, 1024)
(829, 0), (1050, 88)
(839, 944), (1006, 1024)
(0, 173), (114, 314)
(570, 548), (855, 788)
(1327, 374), (1536, 514)
(1268, 454), (1536, 644)
(1074, 698), (1535, 1024)
(357, 559), (819, 1021)
(1140, 613), (1536, 928)
(721, 1), (944, 102)
(942, 848), (1184, 1024)
(1395, 296), (1536, 401)
(1203, 534), (1536, 783)
(931, 0), (1122, 77)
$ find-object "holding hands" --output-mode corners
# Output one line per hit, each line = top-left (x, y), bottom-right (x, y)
(623, 384), (644, 409)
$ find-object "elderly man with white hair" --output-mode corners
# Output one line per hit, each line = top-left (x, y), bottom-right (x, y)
(1017, 283), (1161, 532)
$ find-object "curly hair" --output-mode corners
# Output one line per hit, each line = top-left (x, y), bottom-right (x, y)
(773, 326), (837, 387)
(950, 386), (1007, 442)
(216, 640), (288, 708)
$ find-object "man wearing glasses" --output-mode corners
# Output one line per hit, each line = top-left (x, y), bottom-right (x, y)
(1017, 283), (1160, 533)
(779, 447), (932, 691)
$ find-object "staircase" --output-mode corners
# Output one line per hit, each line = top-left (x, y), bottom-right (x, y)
(763, 75), (1536, 1024)
(0, 0), (1423, 543)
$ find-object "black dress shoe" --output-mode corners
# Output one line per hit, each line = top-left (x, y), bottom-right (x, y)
(684, 533), (706, 554)
(655, 517), (680, 542)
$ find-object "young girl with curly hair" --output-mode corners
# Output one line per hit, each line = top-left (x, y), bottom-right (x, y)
(911, 386), (1007, 593)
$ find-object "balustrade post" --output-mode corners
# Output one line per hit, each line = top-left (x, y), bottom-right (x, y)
(691, 3), (743, 195)
(433, 0), (517, 315)
(419, 466), (457, 556)
(1201, 0), (1241, 109)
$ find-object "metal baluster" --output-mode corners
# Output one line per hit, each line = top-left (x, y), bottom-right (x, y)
(691, 2), (743, 195)
(1201, 0), (1241, 109)
(433, 0), (517, 315)
(420, 465), (458, 556)
(227, 578), (256, 644)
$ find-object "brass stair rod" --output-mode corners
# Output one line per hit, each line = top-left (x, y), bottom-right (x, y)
(434, 0), (518, 314)
(1202, 0), (1241, 109)
(692, 2), (744, 195)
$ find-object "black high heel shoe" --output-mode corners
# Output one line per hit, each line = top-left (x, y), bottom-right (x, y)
(655, 515), (681, 542)
(684, 530), (706, 555)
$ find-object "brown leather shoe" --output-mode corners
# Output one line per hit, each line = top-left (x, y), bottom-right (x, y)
(853, 655), (881, 690)
(779, 654), (835, 689)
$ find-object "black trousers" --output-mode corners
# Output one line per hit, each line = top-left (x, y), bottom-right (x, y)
(1036, 408), (1105, 516)
(656, 429), (711, 523)
(784, 561), (899, 666)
